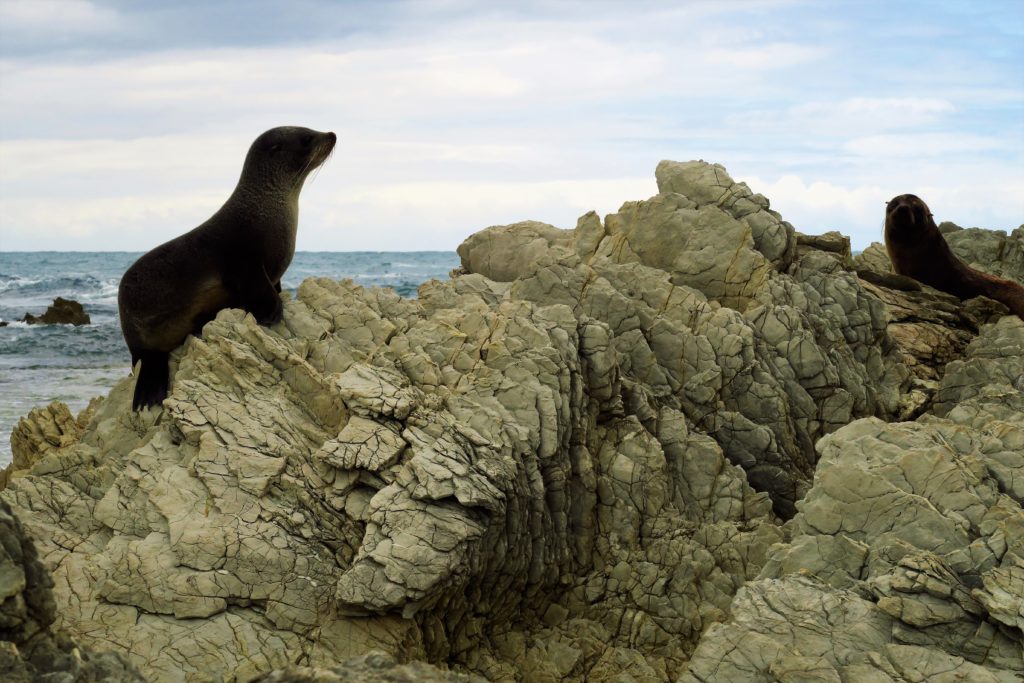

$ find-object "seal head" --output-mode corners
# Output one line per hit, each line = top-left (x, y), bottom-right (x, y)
(119, 126), (336, 410)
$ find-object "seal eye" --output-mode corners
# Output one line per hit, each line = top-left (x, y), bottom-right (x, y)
(269, 144), (282, 153)
(301, 134), (313, 146)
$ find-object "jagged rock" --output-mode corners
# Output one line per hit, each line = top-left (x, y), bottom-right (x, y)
(9, 401), (84, 470)
(255, 652), (485, 682)
(457, 220), (573, 282)
(2, 160), (1020, 682)
(946, 225), (1024, 283)
(796, 230), (853, 268)
(21, 296), (91, 325)
(0, 499), (144, 682)
(680, 316), (1024, 681)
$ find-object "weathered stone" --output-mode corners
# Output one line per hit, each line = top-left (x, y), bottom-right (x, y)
(681, 318), (1024, 680)
(255, 652), (485, 682)
(3, 159), (1021, 682)
(0, 499), (144, 682)
(21, 296), (91, 325)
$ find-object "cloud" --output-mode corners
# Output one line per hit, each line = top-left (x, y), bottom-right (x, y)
(788, 97), (956, 133)
(0, 0), (119, 35)
(0, 1), (1021, 252)
(704, 42), (826, 69)
(0, 175), (656, 252)
(843, 132), (1007, 158)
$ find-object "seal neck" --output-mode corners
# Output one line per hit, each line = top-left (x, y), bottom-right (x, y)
(225, 179), (300, 216)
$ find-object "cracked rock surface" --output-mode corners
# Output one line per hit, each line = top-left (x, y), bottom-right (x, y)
(681, 314), (1024, 681)
(2, 160), (1022, 682)
(0, 499), (144, 682)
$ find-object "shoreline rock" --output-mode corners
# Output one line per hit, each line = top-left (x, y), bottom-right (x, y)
(2, 160), (1021, 681)
(20, 296), (91, 326)
(0, 499), (144, 681)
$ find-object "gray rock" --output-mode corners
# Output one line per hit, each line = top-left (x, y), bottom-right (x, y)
(3, 160), (1021, 682)
(680, 317), (1024, 680)
(0, 499), (144, 682)
(254, 652), (485, 682)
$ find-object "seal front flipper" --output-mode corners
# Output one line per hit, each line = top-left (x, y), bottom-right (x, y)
(131, 349), (170, 410)
(227, 259), (283, 325)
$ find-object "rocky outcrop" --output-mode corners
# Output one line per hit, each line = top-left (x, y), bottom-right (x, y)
(680, 315), (1024, 681)
(254, 652), (485, 682)
(0, 499), (144, 682)
(2, 160), (1021, 682)
(21, 296), (91, 325)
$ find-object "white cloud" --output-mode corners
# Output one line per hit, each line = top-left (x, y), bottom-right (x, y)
(0, 1), (1021, 252)
(305, 176), (656, 250)
(788, 97), (956, 133)
(0, 175), (656, 252)
(704, 42), (825, 69)
(844, 133), (1005, 158)
(0, 0), (118, 34)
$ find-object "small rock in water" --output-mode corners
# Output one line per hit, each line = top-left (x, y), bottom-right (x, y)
(21, 297), (91, 325)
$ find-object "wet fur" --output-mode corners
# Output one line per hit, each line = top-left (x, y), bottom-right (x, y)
(884, 194), (1024, 318)
(119, 126), (336, 410)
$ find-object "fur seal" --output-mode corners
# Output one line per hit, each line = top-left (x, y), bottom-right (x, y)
(884, 193), (1024, 319)
(118, 126), (336, 410)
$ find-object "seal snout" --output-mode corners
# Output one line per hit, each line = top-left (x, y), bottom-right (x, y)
(891, 202), (916, 226)
(313, 132), (336, 170)
(885, 193), (930, 232)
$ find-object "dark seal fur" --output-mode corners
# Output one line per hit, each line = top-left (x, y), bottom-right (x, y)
(119, 126), (336, 410)
(884, 193), (1024, 319)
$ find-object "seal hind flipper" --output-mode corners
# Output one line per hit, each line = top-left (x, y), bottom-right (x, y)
(132, 350), (170, 410)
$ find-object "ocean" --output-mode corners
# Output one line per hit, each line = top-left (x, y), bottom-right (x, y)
(0, 251), (460, 467)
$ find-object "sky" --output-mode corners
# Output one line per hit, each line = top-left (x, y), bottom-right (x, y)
(0, 0), (1021, 252)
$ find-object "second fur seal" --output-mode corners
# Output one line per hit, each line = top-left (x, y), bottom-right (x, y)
(119, 126), (337, 410)
(884, 193), (1024, 319)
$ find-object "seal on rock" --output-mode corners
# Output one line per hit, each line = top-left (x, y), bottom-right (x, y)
(884, 193), (1024, 319)
(118, 126), (337, 410)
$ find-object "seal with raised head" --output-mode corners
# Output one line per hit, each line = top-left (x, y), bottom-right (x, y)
(118, 126), (337, 410)
(884, 193), (1024, 319)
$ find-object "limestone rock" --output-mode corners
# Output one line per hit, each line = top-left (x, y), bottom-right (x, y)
(456, 220), (573, 282)
(945, 225), (1024, 283)
(680, 317), (1024, 681)
(796, 230), (853, 268)
(8, 401), (84, 470)
(0, 499), (144, 682)
(21, 296), (91, 325)
(654, 160), (796, 268)
(256, 652), (484, 682)
(3, 159), (1021, 682)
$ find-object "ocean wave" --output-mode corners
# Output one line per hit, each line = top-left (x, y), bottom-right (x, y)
(0, 274), (43, 293)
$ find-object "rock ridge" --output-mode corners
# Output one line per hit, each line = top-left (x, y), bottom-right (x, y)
(2, 160), (1021, 681)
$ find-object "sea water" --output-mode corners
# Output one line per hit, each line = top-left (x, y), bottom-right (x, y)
(0, 251), (460, 466)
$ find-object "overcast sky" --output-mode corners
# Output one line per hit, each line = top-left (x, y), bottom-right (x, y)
(0, 0), (1021, 252)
